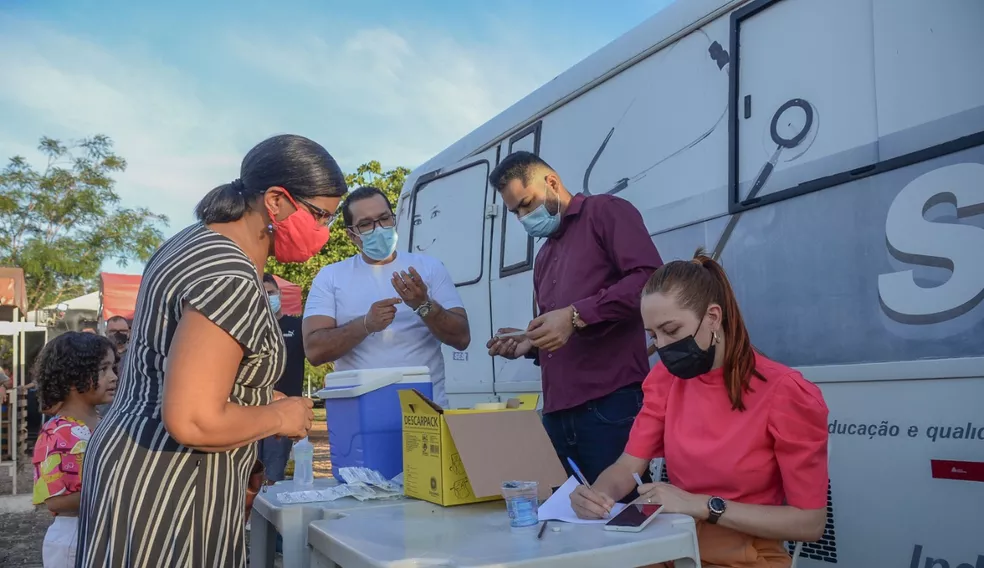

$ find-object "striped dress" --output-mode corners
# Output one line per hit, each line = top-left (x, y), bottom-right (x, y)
(76, 223), (285, 567)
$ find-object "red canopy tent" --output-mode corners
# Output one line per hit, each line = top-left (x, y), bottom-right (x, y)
(271, 276), (303, 316)
(0, 267), (28, 316)
(99, 273), (142, 321)
(99, 272), (304, 321)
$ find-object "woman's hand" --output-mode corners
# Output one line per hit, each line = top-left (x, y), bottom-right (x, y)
(636, 482), (707, 519)
(271, 396), (314, 439)
(570, 484), (617, 519)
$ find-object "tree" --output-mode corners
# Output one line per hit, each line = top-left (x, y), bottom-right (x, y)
(266, 160), (410, 393)
(0, 135), (168, 311)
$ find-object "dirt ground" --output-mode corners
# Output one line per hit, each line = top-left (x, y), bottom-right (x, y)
(0, 462), (47, 568)
(0, 408), (332, 568)
(310, 408), (332, 478)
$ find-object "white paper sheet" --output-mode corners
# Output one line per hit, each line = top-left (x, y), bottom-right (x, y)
(537, 476), (626, 524)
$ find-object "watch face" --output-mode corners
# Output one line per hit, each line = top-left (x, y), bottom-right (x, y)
(416, 303), (432, 317)
(709, 497), (726, 513)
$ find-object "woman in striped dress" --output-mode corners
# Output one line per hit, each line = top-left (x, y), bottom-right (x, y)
(76, 134), (347, 567)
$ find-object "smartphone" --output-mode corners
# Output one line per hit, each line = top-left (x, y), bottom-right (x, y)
(603, 502), (664, 533)
(496, 330), (527, 339)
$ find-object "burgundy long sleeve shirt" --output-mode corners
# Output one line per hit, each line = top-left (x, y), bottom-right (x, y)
(533, 193), (663, 413)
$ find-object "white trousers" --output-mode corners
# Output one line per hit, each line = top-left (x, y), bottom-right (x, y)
(42, 516), (78, 568)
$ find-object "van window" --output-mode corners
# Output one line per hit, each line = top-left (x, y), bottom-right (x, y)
(730, 0), (878, 211)
(499, 123), (540, 277)
(729, 0), (984, 213)
(408, 161), (490, 286)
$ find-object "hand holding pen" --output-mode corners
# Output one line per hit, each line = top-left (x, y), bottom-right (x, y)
(567, 458), (617, 520)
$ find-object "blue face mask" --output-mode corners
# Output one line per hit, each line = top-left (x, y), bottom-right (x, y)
(518, 188), (561, 238)
(360, 226), (400, 261)
(269, 293), (282, 313)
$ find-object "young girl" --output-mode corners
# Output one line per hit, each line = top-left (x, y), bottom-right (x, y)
(32, 332), (117, 568)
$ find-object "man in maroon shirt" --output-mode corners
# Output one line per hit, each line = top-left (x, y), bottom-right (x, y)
(486, 151), (663, 493)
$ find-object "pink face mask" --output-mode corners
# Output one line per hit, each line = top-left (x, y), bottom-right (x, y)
(267, 191), (331, 263)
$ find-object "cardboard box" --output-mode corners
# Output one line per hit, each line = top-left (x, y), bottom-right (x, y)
(399, 389), (567, 506)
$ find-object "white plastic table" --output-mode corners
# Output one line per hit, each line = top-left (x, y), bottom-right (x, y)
(307, 500), (702, 568)
(250, 479), (408, 568)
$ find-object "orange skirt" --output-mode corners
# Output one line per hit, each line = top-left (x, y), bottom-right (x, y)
(646, 521), (792, 568)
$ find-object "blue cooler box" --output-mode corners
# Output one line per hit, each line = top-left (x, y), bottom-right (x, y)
(316, 366), (433, 480)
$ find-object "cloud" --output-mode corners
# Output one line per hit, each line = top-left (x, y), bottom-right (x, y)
(0, 18), (268, 241)
(0, 12), (592, 275)
(224, 24), (578, 168)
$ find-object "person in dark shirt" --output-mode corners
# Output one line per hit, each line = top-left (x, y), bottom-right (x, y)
(258, 273), (306, 481)
(486, 151), (663, 498)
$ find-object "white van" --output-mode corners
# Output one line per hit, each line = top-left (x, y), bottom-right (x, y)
(394, 0), (983, 566)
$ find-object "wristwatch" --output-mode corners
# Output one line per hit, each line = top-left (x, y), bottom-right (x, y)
(570, 305), (587, 330)
(707, 496), (727, 524)
(414, 300), (434, 318)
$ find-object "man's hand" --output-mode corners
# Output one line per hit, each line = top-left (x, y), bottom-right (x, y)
(365, 298), (402, 333)
(391, 267), (429, 310)
(486, 328), (534, 360)
(526, 307), (575, 352)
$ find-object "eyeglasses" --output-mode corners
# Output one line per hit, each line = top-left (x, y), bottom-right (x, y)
(350, 213), (397, 235)
(295, 196), (339, 227)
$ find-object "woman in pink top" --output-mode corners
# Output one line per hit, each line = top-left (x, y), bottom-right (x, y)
(570, 249), (828, 568)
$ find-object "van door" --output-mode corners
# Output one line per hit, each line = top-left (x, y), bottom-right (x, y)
(732, 0), (879, 209)
(406, 148), (498, 407)
(489, 124), (543, 403)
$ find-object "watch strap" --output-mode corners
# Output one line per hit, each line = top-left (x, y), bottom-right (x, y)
(570, 305), (586, 330)
(414, 300), (433, 317)
(707, 496), (726, 524)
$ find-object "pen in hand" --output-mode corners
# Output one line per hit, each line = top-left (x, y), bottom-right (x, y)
(568, 458), (613, 517)
(567, 458), (591, 488)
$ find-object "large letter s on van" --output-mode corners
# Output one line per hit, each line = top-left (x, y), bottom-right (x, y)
(878, 162), (984, 324)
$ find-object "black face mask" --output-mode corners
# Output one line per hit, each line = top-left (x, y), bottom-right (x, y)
(655, 318), (715, 380)
(110, 331), (129, 348)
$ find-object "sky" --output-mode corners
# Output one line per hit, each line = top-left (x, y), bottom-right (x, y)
(0, 0), (674, 274)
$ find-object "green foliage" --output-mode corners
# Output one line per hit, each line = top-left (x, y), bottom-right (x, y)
(0, 135), (168, 311)
(265, 160), (410, 392)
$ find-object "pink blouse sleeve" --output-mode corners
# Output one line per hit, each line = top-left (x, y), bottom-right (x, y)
(768, 372), (830, 510)
(624, 365), (672, 460)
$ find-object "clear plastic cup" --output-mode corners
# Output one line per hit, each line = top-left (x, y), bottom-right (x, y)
(501, 481), (539, 528)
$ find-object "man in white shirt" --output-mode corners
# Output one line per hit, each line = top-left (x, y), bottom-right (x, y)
(302, 186), (470, 407)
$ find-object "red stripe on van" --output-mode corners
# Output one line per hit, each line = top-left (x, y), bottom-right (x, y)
(931, 460), (984, 483)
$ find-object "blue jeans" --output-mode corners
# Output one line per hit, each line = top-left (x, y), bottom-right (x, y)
(257, 435), (293, 483)
(541, 384), (650, 503)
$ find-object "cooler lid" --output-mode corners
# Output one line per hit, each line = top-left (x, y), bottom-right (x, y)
(327, 366), (431, 382)
(317, 366), (432, 400)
